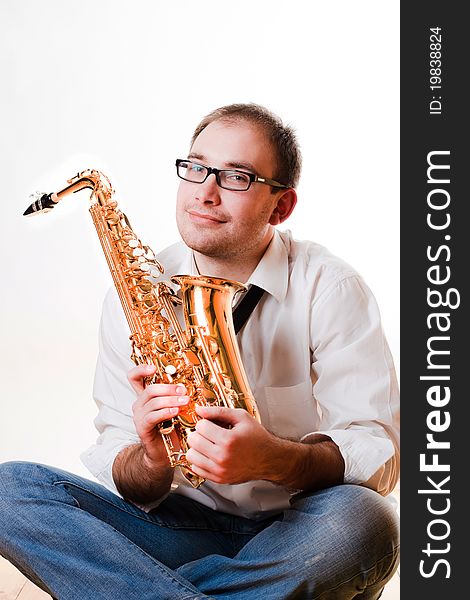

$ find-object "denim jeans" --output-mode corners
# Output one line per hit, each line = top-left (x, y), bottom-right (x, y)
(0, 462), (399, 600)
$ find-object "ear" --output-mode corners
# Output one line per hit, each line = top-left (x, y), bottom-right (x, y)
(268, 188), (297, 226)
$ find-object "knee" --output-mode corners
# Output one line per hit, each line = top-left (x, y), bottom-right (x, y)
(295, 485), (399, 547)
(350, 486), (399, 557)
(344, 486), (399, 582)
(0, 461), (36, 496)
(293, 485), (399, 576)
(290, 486), (399, 595)
(0, 462), (38, 541)
(345, 487), (400, 592)
(333, 485), (399, 549)
(0, 461), (58, 508)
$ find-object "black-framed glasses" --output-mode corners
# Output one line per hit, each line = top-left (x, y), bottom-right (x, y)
(175, 159), (288, 192)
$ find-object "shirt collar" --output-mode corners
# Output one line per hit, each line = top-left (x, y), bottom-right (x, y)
(246, 229), (289, 303)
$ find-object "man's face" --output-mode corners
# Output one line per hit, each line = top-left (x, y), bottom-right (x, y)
(176, 119), (282, 261)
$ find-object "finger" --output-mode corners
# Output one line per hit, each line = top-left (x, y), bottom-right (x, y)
(136, 395), (190, 415)
(186, 447), (220, 476)
(143, 382), (187, 400)
(133, 383), (188, 408)
(194, 416), (232, 445)
(195, 404), (245, 421)
(187, 430), (216, 459)
(127, 364), (155, 394)
(186, 463), (217, 482)
(195, 405), (247, 426)
(141, 406), (180, 429)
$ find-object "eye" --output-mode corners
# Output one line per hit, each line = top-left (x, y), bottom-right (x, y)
(190, 163), (205, 174)
(225, 172), (249, 183)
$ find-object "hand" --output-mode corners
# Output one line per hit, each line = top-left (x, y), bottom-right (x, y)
(185, 404), (279, 485)
(127, 364), (190, 465)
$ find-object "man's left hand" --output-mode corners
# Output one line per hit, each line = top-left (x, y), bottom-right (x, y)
(185, 405), (278, 485)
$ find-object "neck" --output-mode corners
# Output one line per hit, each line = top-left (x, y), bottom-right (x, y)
(193, 231), (274, 283)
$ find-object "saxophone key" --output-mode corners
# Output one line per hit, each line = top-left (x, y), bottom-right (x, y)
(105, 211), (120, 225)
(143, 246), (155, 260)
(137, 280), (153, 292)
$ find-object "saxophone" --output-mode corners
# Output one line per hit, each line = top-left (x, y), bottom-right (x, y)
(23, 169), (260, 488)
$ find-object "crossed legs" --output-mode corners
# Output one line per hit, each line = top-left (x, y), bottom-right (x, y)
(0, 462), (399, 599)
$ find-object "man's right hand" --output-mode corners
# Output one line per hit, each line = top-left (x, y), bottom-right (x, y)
(127, 364), (190, 465)
(112, 363), (190, 504)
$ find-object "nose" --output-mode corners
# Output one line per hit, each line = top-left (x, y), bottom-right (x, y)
(194, 173), (221, 205)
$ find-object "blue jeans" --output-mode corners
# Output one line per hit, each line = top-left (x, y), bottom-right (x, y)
(0, 462), (399, 600)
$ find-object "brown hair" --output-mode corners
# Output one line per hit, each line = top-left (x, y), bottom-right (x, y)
(190, 103), (302, 189)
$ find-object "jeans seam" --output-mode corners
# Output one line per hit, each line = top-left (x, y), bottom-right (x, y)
(53, 479), (237, 533)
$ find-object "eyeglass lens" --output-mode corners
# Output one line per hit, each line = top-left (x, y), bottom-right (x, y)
(177, 161), (251, 191)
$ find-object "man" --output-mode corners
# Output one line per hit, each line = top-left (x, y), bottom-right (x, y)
(0, 103), (399, 599)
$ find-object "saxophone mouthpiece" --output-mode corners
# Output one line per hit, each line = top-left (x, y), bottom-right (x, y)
(23, 191), (58, 216)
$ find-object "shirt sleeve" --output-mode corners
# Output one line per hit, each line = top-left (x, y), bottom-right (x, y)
(80, 287), (140, 494)
(303, 274), (400, 496)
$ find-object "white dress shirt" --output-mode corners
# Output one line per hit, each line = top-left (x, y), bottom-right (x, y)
(81, 229), (400, 519)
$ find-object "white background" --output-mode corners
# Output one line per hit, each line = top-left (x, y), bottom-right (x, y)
(0, 0), (399, 479)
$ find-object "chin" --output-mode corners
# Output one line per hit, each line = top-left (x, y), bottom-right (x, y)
(177, 219), (221, 253)
(178, 227), (216, 254)
(184, 234), (238, 261)
(187, 239), (229, 258)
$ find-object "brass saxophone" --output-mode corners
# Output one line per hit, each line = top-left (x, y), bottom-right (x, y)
(23, 169), (259, 488)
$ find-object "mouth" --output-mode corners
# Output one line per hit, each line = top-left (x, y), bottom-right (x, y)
(187, 210), (227, 224)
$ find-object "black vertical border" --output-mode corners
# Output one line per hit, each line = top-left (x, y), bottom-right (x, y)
(401, 2), (467, 596)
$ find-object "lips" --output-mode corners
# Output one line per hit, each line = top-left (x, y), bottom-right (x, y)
(187, 210), (227, 224)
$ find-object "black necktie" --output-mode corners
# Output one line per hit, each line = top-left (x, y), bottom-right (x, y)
(232, 285), (265, 334)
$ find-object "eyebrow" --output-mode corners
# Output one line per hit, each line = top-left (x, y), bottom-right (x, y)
(188, 152), (258, 174)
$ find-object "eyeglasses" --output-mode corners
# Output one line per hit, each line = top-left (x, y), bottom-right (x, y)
(175, 159), (288, 192)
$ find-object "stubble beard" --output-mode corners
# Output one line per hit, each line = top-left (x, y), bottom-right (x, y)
(177, 215), (269, 263)
(179, 225), (245, 260)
